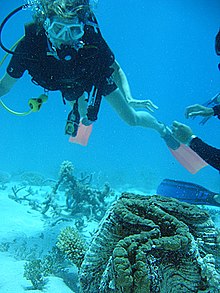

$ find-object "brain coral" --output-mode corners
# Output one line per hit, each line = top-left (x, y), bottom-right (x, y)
(79, 193), (220, 293)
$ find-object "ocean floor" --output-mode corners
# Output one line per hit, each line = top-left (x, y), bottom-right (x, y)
(0, 183), (74, 292)
(0, 177), (219, 293)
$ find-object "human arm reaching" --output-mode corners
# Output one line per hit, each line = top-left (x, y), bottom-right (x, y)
(185, 103), (220, 119)
(111, 60), (158, 112)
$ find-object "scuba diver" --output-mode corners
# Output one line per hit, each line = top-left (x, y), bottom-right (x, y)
(170, 30), (220, 172)
(0, 0), (175, 147)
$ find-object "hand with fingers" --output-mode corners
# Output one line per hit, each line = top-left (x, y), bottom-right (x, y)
(171, 121), (193, 144)
(128, 99), (159, 112)
(185, 104), (214, 119)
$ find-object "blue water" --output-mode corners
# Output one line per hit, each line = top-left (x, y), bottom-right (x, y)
(0, 0), (219, 192)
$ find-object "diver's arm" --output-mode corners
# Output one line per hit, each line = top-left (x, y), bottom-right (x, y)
(0, 73), (18, 97)
(111, 60), (141, 102)
(185, 104), (215, 118)
(111, 61), (158, 112)
(111, 60), (133, 102)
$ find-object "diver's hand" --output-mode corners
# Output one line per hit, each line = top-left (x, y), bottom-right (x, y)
(171, 121), (194, 144)
(185, 104), (214, 118)
(128, 99), (159, 112)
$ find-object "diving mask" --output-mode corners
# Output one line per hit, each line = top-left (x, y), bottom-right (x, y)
(44, 16), (84, 48)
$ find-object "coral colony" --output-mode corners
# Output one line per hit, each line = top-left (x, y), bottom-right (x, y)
(79, 193), (220, 292)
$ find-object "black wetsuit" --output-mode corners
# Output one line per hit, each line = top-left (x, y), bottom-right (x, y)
(189, 105), (220, 171)
(7, 22), (117, 101)
(213, 104), (220, 119)
(190, 138), (220, 171)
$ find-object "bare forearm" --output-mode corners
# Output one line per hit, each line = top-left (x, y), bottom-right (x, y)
(111, 61), (133, 101)
(116, 69), (132, 100)
(111, 61), (158, 112)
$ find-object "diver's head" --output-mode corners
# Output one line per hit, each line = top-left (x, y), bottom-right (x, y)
(33, 0), (95, 48)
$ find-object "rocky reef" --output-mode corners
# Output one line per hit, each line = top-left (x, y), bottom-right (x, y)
(79, 193), (220, 293)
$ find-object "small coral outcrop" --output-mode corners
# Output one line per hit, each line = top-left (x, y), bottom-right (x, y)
(23, 247), (67, 290)
(24, 259), (47, 290)
(56, 226), (87, 268)
(79, 193), (220, 293)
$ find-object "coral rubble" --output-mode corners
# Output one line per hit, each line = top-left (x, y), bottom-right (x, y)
(42, 160), (115, 222)
(7, 161), (116, 224)
(79, 193), (220, 293)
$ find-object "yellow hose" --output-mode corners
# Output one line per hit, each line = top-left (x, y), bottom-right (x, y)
(0, 99), (32, 116)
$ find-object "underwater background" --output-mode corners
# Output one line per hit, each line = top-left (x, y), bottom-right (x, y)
(0, 0), (220, 192)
